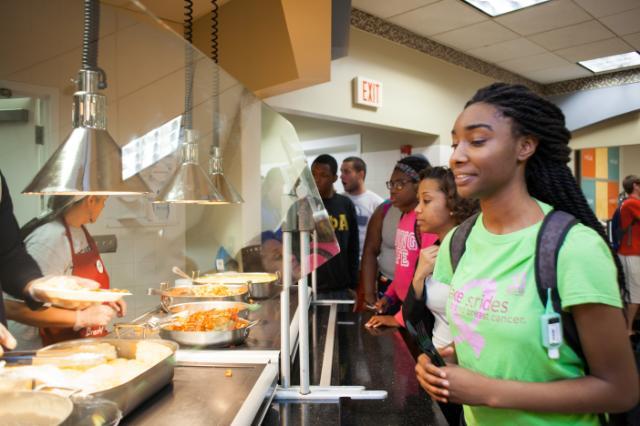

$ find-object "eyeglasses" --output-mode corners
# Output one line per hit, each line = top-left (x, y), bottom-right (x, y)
(385, 179), (413, 190)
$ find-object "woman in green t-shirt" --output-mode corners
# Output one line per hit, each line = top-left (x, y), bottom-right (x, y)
(415, 83), (638, 425)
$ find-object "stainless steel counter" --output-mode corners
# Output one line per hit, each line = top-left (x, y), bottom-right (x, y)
(122, 363), (278, 426)
(113, 289), (298, 425)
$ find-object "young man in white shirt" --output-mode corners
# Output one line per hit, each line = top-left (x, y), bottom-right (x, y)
(340, 156), (383, 258)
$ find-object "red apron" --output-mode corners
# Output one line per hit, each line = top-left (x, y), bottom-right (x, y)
(40, 220), (110, 346)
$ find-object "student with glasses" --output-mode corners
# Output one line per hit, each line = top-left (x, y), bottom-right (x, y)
(366, 155), (437, 328)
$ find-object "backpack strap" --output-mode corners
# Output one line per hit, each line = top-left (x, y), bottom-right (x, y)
(381, 200), (392, 218)
(535, 210), (584, 362)
(450, 212), (480, 272)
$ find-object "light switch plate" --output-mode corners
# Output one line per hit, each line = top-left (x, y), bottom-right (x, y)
(94, 234), (118, 253)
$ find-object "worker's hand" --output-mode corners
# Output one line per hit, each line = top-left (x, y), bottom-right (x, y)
(26, 275), (100, 305)
(74, 304), (117, 330)
(0, 323), (17, 356)
(106, 299), (127, 318)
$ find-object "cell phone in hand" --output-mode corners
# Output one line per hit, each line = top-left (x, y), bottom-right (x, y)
(405, 319), (446, 367)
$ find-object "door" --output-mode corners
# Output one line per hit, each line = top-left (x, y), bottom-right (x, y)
(0, 85), (54, 226)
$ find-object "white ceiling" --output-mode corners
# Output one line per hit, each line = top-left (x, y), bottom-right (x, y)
(352, 0), (640, 83)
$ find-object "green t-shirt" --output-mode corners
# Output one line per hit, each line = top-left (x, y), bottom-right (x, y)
(433, 200), (622, 426)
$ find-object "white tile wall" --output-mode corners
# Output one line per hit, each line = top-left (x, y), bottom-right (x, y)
(88, 198), (187, 324)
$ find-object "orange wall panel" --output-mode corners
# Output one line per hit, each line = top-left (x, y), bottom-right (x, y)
(581, 149), (595, 178)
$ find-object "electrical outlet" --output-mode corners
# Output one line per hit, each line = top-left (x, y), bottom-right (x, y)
(94, 234), (118, 253)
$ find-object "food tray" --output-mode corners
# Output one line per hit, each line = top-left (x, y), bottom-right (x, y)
(148, 283), (248, 312)
(196, 273), (279, 300)
(37, 338), (178, 416)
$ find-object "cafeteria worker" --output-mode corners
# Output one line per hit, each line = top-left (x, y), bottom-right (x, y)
(6, 195), (126, 347)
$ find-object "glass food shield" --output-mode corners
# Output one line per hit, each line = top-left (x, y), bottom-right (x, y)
(0, 0), (338, 294)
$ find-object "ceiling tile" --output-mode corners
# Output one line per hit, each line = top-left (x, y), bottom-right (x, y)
(529, 20), (615, 51)
(495, 0), (591, 36)
(498, 52), (571, 73)
(624, 32), (640, 50)
(388, 0), (487, 38)
(522, 64), (593, 83)
(466, 37), (547, 62)
(351, 0), (440, 19)
(554, 37), (634, 63)
(432, 21), (519, 51)
(600, 8), (640, 36)
(573, 0), (640, 18)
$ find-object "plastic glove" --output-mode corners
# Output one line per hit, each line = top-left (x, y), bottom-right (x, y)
(27, 275), (100, 304)
(73, 305), (117, 331)
(0, 323), (17, 355)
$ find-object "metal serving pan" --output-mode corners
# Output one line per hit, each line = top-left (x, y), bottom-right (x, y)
(149, 283), (249, 312)
(197, 272), (279, 300)
(37, 338), (178, 416)
(158, 301), (258, 347)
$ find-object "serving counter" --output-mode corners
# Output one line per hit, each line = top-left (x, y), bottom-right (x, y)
(113, 292), (446, 425)
(116, 289), (298, 425)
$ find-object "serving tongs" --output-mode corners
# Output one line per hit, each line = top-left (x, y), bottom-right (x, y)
(0, 350), (108, 369)
(114, 310), (190, 339)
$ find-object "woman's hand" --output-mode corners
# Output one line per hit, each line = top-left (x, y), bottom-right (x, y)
(415, 345), (457, 403)
(414, 246), (439, 284)
(0, 323), (17, 355)
(416, 345), (490, 406)
(365, 314), (400, 328)
(373, 297), (388, 314)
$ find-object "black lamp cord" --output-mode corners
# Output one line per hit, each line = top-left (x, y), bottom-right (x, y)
(183, 0), (195, 131)
(82, 0), (107, 89)
(210, 0), (220, 152)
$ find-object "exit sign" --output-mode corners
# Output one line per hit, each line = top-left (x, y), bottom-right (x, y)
(353, 77), (382, 108)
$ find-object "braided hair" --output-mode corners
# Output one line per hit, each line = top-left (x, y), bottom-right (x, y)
(466, 82), (626, 298)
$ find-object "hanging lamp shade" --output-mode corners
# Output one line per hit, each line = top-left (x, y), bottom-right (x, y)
(23, 70), (149, 195)
(209, 146), (243, 204)
(207, 0), (243, 204)
(155, 129), (225, 204)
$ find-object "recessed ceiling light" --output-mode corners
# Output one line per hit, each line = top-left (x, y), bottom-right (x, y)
(462, 0), (552, 17)
(579, 52), (640, 73)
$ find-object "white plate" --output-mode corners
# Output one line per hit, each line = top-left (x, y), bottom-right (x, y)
(33, 287), (131, 309)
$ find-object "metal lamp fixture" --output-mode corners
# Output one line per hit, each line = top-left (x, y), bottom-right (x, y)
(156, 128), (224, 204)
(207, 0), (243, 204)
(156, 0), (223, 204)
(23, 0), (149, 195)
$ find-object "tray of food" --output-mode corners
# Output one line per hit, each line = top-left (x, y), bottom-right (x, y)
(0, 338), (177, 416)
(158, 301), (258, 347)
(195, 272), (279, 299)
(30, 277), (131, 309)
(148, 283), (249, 311)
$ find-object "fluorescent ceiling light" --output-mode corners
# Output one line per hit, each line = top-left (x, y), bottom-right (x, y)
(579, 52), (640, 73)
(463, 0), (551, 17)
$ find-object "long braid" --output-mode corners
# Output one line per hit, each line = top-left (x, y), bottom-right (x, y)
(467, 83), (627, 300)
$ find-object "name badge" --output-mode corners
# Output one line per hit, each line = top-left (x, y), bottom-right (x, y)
(96, 259), (104, 274)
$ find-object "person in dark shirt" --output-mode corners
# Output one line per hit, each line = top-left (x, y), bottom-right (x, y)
(311, 155), (359, 299)
(0, 170), (99, 354)
(0, 171), (43, 352)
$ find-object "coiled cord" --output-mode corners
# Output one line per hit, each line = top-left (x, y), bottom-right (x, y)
(81, 0), (107, 89)
(82, 0), (99, 70)
(183, 0), (194, 130)
(211, 0), (219, 63)
(210, 0), (220, 150)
